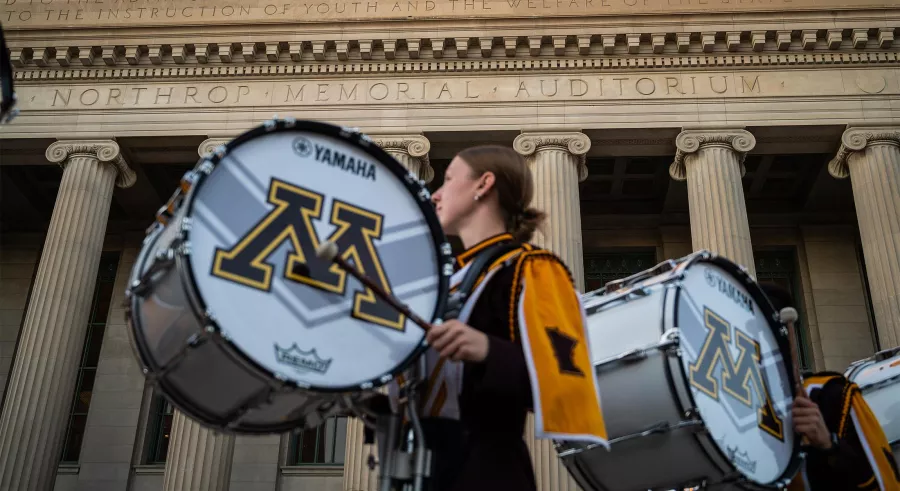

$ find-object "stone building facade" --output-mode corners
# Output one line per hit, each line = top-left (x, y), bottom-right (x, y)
(0, 1), (898, 490)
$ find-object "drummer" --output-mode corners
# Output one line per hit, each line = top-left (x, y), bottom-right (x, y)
(421, 145), (607, 491)
(759, 283), (900, 491)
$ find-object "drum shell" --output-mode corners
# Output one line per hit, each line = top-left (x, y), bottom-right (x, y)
(558, 252), (801, 491)
(845, 348), (900, 462)
(125, 119), (452, 434)
(126, 207), (348, 433)
(561, 284), (731, 491)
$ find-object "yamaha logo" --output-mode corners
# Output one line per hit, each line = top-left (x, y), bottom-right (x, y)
(292, 136), (313, 158)
(705, 269), (754, 314)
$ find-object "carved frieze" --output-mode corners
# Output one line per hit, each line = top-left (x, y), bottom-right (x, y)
(7, 27), (898, 79)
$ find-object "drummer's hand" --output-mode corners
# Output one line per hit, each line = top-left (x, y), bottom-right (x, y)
(426, 319), (489, 362)
(792, 395), (832, 449)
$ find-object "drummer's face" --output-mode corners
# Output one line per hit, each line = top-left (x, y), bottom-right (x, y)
(432, 157), (480, 234)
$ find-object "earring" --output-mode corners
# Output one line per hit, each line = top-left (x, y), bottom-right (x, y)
(474, 194), (480, 201)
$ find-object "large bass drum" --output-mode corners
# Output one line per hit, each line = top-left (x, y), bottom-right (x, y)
(126, 118), (454, 433)
(556, 250), (802, 491)
(845, 346), (900, 462)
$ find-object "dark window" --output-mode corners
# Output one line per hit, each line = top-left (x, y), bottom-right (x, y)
(60, 252), (120, 463)
(145, 394), (175, 464)
(287, 416), (348, 465)
(583, 249), (658, 293)
(754, 250), (812, 370)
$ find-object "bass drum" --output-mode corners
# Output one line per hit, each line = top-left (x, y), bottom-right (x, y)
(845, 346), (900, 462)
(126, 118), (454, 433)
(556, 250), (802, 491)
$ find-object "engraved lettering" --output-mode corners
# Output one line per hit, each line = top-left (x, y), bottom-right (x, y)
(208, 86), (228, 103)
(709, 75), (728, 94)
(635, 77), (656, 95)
(185, 86), (199, 103)
(369, 83), (388, 100)
(340, 84), (359, 101)
(107, 87), (123, 105)
(465, 81), (479, 99)
(741, 75), (760, 93)
(155, 86), (172, 104)
(79, 88), (99, 105)
(540, 79), (558, 96)
(569, 78), (588, 97)
(286, 84), (305, 102)
(666, 77), (685, 95)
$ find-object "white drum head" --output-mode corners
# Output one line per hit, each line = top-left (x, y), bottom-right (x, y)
(185, 123), (449, 391)
(676, 260), (796, 485)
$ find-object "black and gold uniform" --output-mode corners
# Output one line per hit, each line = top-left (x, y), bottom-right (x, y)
(788, 373), (900, 491)
(417, 233), (608, 491)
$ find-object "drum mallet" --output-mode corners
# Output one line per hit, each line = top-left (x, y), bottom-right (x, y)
(779, 307), (804, 396)
(309, 241), (433, 333)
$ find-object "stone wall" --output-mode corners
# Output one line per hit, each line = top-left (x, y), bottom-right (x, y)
(0, 234), (42, 407)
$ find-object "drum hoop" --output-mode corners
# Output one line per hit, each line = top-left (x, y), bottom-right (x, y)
(176, 118), (454, 394)
(667, 252), (805, 489)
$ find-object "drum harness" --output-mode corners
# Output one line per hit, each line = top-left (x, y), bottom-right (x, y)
(369, 239), (524, 491)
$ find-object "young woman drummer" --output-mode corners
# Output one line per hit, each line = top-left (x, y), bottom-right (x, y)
(420, 145), (607, 491)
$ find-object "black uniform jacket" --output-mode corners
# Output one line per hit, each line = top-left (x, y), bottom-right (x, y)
(423, 233), (538, 491)
(792, 372), (900, 490)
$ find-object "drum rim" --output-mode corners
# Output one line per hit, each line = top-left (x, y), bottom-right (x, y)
(670, 252), (806, 489)
(178, 118), (454, 394)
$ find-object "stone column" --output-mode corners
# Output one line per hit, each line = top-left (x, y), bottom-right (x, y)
(828, 126), (900, 349)
(669, 128), (758, 277)
(370, 134), (434, 183)
(513, 131), (590, 291)
(160, 139), (237, 491)
(0, 140), (135, 491)
(514, 131), (591, 491)
(339, 134), (433, 491)
(162, 411), (235, 491)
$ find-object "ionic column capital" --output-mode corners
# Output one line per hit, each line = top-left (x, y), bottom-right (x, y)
(669, 128), (756, 181)
(45, 139), (136, 188)
(828, 126), (900, 179)
(370, 133), (433, 183)
(512, 131), (590, 182)
(199, 137), (233, 158)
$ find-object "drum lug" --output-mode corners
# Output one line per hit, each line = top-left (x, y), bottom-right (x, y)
(199, 159), (215, 175)
(179, 217), (192, 235)
(417, 188), (431, 202)
(129, 248), (177, 297)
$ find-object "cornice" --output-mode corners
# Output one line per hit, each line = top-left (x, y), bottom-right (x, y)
(669, 128), (756, 181)
(45, 139), (137, 188)
(11, 50), (900, 83)
(828, 125), (900, 178)
(7, 26), (897, 80)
